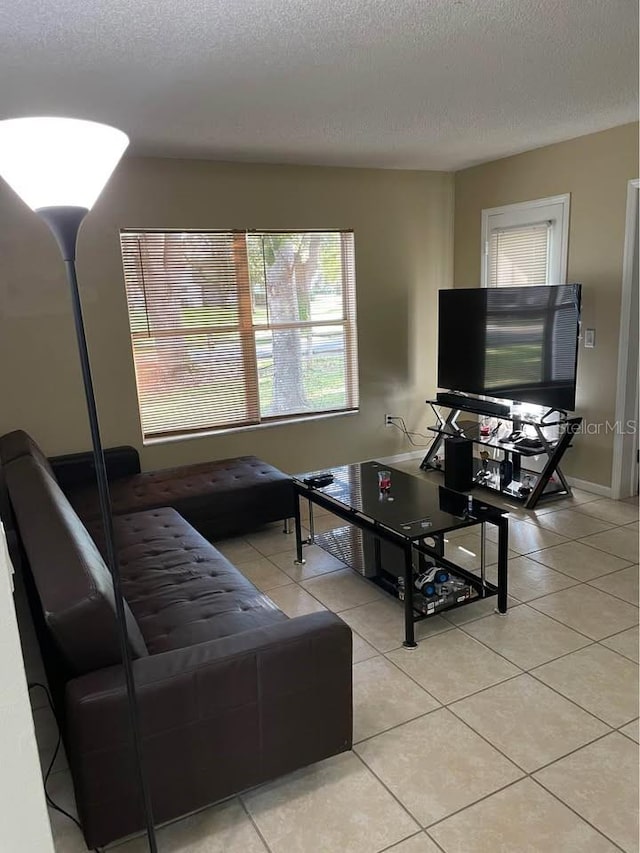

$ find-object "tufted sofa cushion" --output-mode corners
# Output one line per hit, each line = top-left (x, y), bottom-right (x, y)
(69, 455), (295, 540)
(89, 507), (287, 654)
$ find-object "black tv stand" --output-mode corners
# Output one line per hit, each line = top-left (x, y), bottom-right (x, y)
(420, 399), (582, 509)
(436, 392), (510, 418)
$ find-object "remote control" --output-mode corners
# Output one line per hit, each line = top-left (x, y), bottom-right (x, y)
(303, 472), (334, 488)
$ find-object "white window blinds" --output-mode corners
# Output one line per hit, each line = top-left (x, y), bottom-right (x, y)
(488, 222), (550, 287)
(120, 230), (359, 440)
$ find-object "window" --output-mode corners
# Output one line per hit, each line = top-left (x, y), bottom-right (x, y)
(120, 230), (358, 441)
(481, 195), (570, 288)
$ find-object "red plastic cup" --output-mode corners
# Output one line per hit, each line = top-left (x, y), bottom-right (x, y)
(378, 470), (391, 492)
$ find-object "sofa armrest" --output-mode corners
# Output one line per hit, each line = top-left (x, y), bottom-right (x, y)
(65, 611), (352, 848)
(49, 445), (141, 494)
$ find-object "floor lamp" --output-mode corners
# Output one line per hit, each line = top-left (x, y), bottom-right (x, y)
(0, 117), (158, 851)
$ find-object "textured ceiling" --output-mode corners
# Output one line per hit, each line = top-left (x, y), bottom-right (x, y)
(0, 0), (637, 170)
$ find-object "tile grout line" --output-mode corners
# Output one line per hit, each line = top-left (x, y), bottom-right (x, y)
(375, 696), (531, 776)
(347, 591), (636, 840)
(533, 512), (620, 533)
(525, 667), (637, 730)
(353, 654), (443, 707)
(353, 704), (444, 750)
(377, 829), (435, 853)
(414, 603), (634, 731)
(527, 729), (623, 777)
(422, 829), (449, 853)
(585, 576), (640, 608)
(424, 775), (627, 853)
(424, 775), (532, 837)
(533, 562), (638, 589)
(531, 776), (628, 853)
(450, 599), (634, 687)
(434, 596), (636, 730)
(502, 528), (636, 570)
(562, 629), (638, 664)
(383, 641), (526, 699)
(453, 600), (596, 655)
(618, 728), (640, 744)
(348, 748), (431, 842)
(477, 574), (638, 643)
(353, 706), (576, 843)
(524, 587), (639, 640)
(171, 512), (622, 850)
(299, 495), (637, 845)
(615, 716), (639, 729)
(295, 542), (636, 725)
(447, 555), (635, 613)
(490, 581), (581, 606)
(237, 796), (275, 853)
(453, 602), (603, 666)
(447, 692), (613, 780)
(381, 625), (623, 729)
(345, 551), (636, 844)
(538, 628), (638, 668)
(451, 543), (634, 599)
(570, 533), (639, 563)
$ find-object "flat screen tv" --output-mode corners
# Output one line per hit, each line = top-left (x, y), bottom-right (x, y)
(438, 284), (582, 411)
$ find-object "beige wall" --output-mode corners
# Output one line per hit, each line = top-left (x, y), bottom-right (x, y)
(0, 158), (453, 473)
(454, 123), (639, 488)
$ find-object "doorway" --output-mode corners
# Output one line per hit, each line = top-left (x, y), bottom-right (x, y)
(612, 179), (639, 499)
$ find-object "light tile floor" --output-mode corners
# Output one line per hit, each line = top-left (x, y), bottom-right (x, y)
(19, 466), (639, 853)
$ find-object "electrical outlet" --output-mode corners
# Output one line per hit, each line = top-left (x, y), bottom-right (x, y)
(385, 414), (395, 427)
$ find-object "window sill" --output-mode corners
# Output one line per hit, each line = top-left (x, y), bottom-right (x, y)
(142, 408), (359, 446)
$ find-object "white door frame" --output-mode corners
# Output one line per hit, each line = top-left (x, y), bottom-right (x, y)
(611, 178), (639, 499)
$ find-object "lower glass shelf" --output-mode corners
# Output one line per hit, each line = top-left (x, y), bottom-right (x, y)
(311, 525), (498, 621)
(425, 456), (568, 503)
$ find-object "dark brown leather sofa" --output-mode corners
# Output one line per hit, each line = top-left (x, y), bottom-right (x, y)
(1, 433), (352, 849)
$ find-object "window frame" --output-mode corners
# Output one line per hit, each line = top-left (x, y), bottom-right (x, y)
(120, 228), (359, 443)
(480, 194), (570, 288)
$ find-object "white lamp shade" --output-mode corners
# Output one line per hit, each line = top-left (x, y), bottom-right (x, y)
(0, 117), (129, 211)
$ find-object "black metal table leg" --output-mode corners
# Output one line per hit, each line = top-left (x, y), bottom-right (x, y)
(496, 515), (509, 613)
(524, 419), (580, 509)
(511, 449), (521, 482)
(420, 406), (460, 470)
(433, 532), (444, 558)
(402, 542), (417, 648)
(293, 489), (306, 564)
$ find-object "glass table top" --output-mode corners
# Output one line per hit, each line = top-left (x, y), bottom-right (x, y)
(293, 461), (506, 540)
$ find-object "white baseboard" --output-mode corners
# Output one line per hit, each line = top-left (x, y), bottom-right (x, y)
(565, 476), (611, 498)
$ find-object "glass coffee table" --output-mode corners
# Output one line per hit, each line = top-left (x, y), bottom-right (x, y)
(292, 461), (509, 648)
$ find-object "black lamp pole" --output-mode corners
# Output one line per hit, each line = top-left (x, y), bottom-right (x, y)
(38, 206), (158, 853)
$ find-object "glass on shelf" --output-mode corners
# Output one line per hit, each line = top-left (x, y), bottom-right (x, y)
(377, 469), (391, 492)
